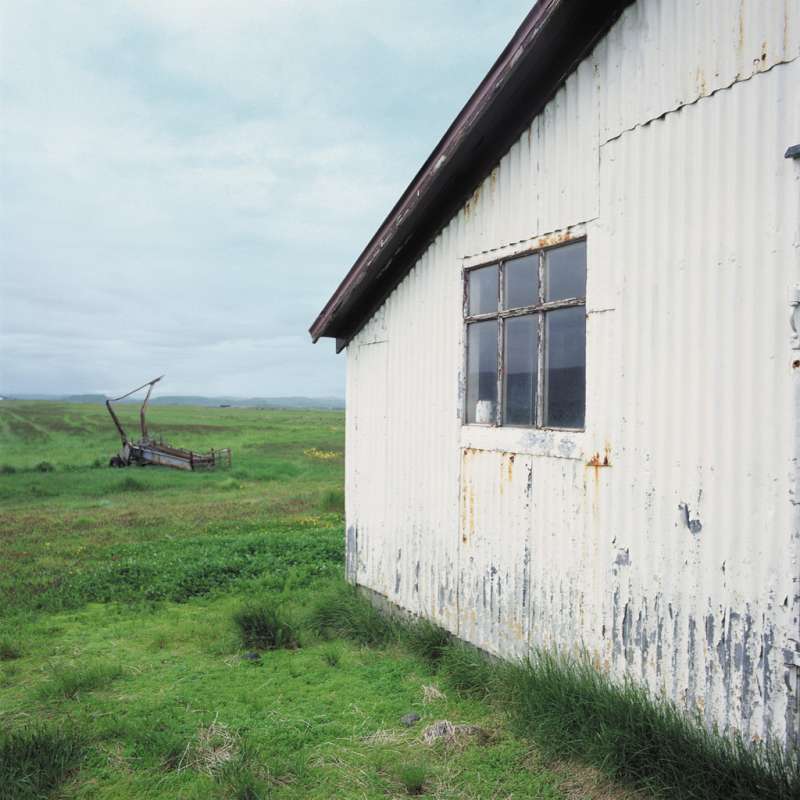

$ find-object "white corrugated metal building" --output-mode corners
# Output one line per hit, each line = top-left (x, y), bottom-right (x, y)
(311, 0), (800, 748)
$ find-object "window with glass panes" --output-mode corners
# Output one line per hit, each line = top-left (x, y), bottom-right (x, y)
(464, 239), (586, 429)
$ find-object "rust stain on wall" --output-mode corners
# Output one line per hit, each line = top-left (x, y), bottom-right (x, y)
(535, 228), (575, 250)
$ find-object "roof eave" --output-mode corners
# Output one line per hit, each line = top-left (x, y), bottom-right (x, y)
(310, 0), (633, 350)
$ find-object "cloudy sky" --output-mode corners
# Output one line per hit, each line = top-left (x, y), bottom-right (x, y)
(1, 1), (533, 398)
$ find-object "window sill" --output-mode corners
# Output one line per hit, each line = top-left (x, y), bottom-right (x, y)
(460, 424), (585, 461)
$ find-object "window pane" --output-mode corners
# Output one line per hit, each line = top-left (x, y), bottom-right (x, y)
(504, 315), (537, 426)
(504, 254), (538, 309)
(466, 320), (498, 424)
(545, 306), (585, 428)
(468, 265), (498, 315)
(545, 240), (586, 302)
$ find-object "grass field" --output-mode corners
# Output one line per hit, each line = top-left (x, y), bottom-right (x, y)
(4, 402), (790, 800)
(0, 400), (592, 800)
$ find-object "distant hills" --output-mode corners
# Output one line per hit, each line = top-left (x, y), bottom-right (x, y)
(0, 393), (345, 410)
(148, 396), (345, 410)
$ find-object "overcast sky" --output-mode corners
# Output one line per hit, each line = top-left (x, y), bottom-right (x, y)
(0, 1), (533, 398)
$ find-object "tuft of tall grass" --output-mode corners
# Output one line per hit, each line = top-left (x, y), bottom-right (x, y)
(499, 650), (800, 800)
(109, 476), (149, 493)
(438, 642), (495, 697)
(320, 488), (344, 513)
(307, 585), (397, 646)
(0, 639), (21, 661)
(216, 747), (271, 800)
(233, 601), (298, 650)
(401, 618), (452, 666)
(38, 662), (123, 701)
(30, 485), (59, 498)
(244, 461), (302, 482)
(320, 644), (342, 667)
(0, 725), (84, 800)
(397, 763), (429, 796)
(224, 771), (269, 800)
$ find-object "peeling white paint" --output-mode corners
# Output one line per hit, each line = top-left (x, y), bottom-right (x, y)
(345, 0), (800, 748)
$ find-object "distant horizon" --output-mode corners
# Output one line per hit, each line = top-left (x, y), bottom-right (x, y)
(0, 390), (345, 408)
(0, 390), (344, 399)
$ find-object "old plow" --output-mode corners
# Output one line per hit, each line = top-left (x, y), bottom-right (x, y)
(106, 376), (231, 471)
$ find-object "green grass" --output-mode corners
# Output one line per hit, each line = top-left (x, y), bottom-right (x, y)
(233, 601), (298, 651)
(319, 643), (342, 667)
(0, 725), (85, 800)
(0, 401), (568, 800)
(307, 584), (800, 800)
(502, 652), (800, 800)
(438, 642), (495, 698)
(0, 639), (21, 661)
(1, 526), (342, 613)
(397, 763), (429, 795)
(307, 583), (397, 646)
(108, 476), (149, 493)
(401, 618), (453, 666)
(37, 661), (125, 701)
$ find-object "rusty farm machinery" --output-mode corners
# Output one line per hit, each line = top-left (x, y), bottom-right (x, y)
(106, 376), (231, 471)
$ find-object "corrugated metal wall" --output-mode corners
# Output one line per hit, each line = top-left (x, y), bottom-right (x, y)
(345, 0), (800, 747)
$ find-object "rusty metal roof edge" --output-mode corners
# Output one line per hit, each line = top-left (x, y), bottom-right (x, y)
(309, 0), (633, 347)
